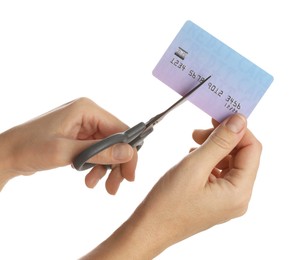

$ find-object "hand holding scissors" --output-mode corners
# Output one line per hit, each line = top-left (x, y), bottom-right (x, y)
(73, 75), (211, 171)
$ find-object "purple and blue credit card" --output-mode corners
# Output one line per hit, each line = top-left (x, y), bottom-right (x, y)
(152, 20), (274, 122)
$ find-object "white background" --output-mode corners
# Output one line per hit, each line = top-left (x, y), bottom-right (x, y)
(0, 1), (294, 259)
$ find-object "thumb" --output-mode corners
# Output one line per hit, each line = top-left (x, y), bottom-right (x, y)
(70, 140), (134, 167)
(86, 143), (134, 165)
(190, 114), (247, 174)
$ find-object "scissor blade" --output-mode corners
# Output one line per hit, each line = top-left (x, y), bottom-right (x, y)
(146, 75), (211, 127)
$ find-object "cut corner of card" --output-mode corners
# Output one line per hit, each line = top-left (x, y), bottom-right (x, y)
(152, 20), (274, 123)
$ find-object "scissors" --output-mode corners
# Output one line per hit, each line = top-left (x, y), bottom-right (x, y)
(73, 75), (211, 171)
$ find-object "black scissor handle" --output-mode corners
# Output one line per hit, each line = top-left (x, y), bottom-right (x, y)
(72, 122), (146, 171)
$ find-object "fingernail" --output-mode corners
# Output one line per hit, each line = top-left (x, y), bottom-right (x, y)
(225, 114), (246, 133)
(88, 176), (99, 189)
(113, 143), (132, 160)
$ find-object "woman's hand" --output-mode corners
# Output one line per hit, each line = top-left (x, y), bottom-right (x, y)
(0, 97), (138, 194)
(82, 114), (262, 259)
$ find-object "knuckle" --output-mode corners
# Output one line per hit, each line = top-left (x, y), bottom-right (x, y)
(256, 139), (263, 153)
(89, 149), (112, 164)
(72, 97), (93, 111)
(210, 129), (233, 150)
(69, 97), (95, 110)
(74, 97), (92, 105)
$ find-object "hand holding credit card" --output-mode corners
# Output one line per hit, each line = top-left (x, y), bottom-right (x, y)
(73, 20), (273, 171)
(152, 20), (274, 122)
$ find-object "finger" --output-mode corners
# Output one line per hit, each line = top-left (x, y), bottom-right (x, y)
(120, 148), (138, 182)
(212, 118), (220, 128)
(191, 117), (220, 145)
(104, 148), (138, 194)
(70, 98), (130, 138)
(191, 117), (222, 145)
(189, 147), (197, 153)
(105, 166), (124, 195)
(188, 114), (247, 181)
(225, 129), (262, 188)
(192, 128), (214, 145)
(90, 104), (130, 138)
(211, 168), (221, 178)
(85, 165), (107, 188)
(215, 155), (232, 170)
(78, 142), (134, 165)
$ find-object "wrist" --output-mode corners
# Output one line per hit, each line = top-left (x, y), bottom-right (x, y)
(81, 204), (171, 259)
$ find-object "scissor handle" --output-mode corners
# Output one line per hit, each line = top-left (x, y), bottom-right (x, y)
(72, 122), (146, 171)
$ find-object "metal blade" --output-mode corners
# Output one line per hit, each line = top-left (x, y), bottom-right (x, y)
(145, 75), (211, 128)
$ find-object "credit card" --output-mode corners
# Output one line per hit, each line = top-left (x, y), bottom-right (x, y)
(152, 20), (274, 122)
